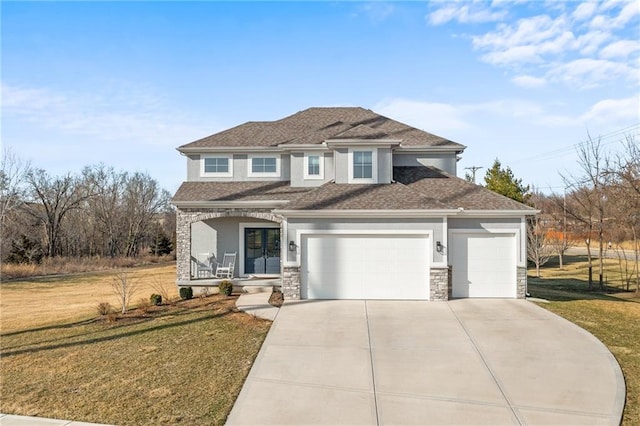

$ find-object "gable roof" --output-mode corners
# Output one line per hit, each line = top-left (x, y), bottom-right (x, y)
(179, 107), (465, 150)
(172, 166), (536, 214)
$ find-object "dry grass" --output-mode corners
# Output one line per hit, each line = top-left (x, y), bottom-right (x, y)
(0, 264), (179, 333)
(0, 255), (175, 281)
(529, 259), (640, 425)
(0, 295), (270, 425)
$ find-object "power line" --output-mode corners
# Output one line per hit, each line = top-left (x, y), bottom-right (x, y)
(510, 123), (640, 165)
(464, 166), (483, 184)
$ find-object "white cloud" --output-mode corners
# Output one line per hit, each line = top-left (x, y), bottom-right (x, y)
(1, 82), (213, 148)
(599, 39), (640, 58)
(547, 58), (636, 89)
(427, 2), (507, 26)
(572, 2), (598, 21)
(579, 96), (640, 125)
(356, 2), (395, 23)
(511, 75), (547, 88)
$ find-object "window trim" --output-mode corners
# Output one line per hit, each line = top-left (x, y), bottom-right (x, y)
(348, 148), (377, 183)
(303, 153), (324, 180)
(248, 154), (281, 177)
(201, 155), (233, 177)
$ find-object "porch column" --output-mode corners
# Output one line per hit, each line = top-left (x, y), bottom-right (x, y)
(176, 209), (192, 283)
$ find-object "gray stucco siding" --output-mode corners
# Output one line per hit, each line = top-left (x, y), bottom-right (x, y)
(334, 148), (349, 184)
(377, 147), (392, 184)
(392, 153), (457, 175)
(285, 217), (445, 264)
(290, 152), (334, 187)
(185, 153), (290, 182)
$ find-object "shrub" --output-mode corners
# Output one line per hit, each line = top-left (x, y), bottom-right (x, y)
(138, 297), (152, 313)
(179, 286), (193, 300)
(219, 280), (233, 296)
(199, 287), (210, 299)
(97, 302), (112, 316)
(150, 293), (163, 306)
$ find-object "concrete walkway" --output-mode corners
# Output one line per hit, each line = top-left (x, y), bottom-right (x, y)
(227, 299), (625, 425)
(235, 290), (279, 321)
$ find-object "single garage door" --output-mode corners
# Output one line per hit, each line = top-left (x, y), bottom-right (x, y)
(450, 232), (516, 298)
(301, 234), (430, 300)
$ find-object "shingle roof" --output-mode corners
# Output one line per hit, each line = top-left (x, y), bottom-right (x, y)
(180, 107), (464, 149)
(393, 167), (536, 211)
(172, 181), (312, 203)
(172, 167), (536, 212)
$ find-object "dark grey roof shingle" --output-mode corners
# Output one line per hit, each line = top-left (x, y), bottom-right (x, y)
(173, 167), (535, 212)
(180, 107), (464, 149)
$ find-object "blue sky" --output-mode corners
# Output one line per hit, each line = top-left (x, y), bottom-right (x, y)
(2, 1), (639, 194)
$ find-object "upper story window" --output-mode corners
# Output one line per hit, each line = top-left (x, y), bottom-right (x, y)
(348, 148), (377, 183)
(303, 153), (324, 180)
(248, 154), (280, 177)
(201, 155), (233, 177)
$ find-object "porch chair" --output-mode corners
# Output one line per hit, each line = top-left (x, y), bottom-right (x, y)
(196, 253), (215, 278)
(215, 252), (236, 279)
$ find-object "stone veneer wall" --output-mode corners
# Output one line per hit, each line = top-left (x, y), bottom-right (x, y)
(517, 266), (527, 299)
(282, 265), (301, 300)
(429, 267), (450, 301)
(175, 208), (282, 284)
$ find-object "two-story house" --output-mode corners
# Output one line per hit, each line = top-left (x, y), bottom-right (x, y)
(172, 107), (536, 300)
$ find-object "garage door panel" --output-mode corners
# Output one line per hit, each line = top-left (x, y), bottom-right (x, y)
(451, 233), (516, 298)
(302, 234), (429, 300)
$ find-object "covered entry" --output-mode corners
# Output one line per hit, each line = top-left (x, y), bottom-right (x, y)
(300, 233), (430, 300)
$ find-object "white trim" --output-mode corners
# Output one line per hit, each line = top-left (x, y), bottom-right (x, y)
(303, 152), (324, 180)
(274, 209), (535, 218)
(448, 227), (523, 267)
(248, 154), (281, 178)
(200, 154), (233, 177)
(279, 144), (330, 151)
(325, 139), (402, 147)
(179, 147), (286, 154)
(348, 147), (378, 184)
(173, 200), (290, 209)
(238, 222), (281, 277)
(395, 146), (466, 153)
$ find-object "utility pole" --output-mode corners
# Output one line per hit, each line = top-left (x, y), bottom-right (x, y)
(464, 166), (483, 184)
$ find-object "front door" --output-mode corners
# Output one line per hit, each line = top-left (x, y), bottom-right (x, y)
(244, 228), (280, 274)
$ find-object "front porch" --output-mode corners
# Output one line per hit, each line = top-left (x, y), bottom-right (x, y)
(176, 209), (285, 289)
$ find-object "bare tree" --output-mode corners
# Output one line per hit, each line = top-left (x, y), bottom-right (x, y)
(527, 215), (554, 277)
(0, 148), (30, 227)
(561, 137), (610, 290)
(111, 271), (137, 314)
(22, 169), (94, 257)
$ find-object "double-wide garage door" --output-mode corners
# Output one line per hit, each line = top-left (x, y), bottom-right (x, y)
(450, 232), (517, 298)
(301, 234), (430, 300)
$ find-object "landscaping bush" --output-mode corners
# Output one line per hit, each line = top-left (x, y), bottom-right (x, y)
(219, 280), (233, 296)
(179, 286), (193, 300)
(97, 302), (112, 316)
(150, 293), (162, 306)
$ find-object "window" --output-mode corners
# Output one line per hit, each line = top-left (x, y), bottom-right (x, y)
(303, 153), (324, 180)
(252, 157), (277, 173)
(348, 148), (377, 183)
(204, 157), (228, 173)
(353, 151), (373, 179)
(248, 155), (281, 177)
(201, 155), (233, 177)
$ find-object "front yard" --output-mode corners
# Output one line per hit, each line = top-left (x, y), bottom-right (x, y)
(0, 267), (270, 426)
(528, 256), (640, 425)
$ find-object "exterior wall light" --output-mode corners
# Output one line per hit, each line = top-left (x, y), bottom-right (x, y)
(289, 240), (296, 252)
(436, 241), (443, 253)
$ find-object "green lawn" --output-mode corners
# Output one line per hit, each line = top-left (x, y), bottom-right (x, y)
(0, 296), (270, 426)
(528, 257), (640, 426)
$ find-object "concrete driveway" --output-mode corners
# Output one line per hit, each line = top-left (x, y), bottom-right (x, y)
(227, 299), (625, 425)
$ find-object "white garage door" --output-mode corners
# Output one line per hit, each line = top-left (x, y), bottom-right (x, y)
(301, 234), (430, 300)
(450, 233), (516, 298)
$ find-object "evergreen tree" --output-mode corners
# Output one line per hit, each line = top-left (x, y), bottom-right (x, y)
(484, 159), (531, 204)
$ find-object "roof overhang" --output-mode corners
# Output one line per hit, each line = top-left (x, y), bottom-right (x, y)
(324, 139), (402, 148)
(278, 144), (331, 151)
(178, 146), (286, 154)
(172, 200), (291, 209)
(274, 209), (538, 218)
(396, 145), (466, 153)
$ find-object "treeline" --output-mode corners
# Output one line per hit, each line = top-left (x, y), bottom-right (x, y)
(526, 137), (639, 291)
(1, 150), (175, 264)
